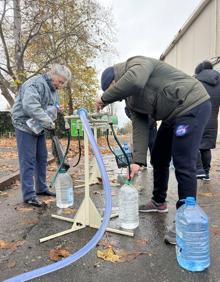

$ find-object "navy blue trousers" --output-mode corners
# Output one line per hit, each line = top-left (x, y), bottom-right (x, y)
(15, 129), (48, 201)
(151, 100), (211, 208)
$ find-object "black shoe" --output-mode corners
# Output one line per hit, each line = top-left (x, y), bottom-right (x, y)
(37, 190), (56, 197)
(25, 197), (43, 207)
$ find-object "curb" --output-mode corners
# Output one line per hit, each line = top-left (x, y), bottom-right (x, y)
(0, 157), (55, 191)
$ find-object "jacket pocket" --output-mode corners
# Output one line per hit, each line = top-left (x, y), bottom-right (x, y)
(154, 86), (185, 120)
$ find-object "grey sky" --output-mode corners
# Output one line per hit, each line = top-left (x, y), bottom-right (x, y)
(97, 0), (202, 126)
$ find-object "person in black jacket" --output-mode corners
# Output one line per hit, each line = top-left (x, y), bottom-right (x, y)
(195, 61), (220, 181)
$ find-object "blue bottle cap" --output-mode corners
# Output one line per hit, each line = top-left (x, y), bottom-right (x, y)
(185, 197), (196, 205)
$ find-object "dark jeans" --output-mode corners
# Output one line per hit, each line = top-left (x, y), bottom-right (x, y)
(151, 100), (211, 208)
(197, 149), (211, 175)
(15, 129), (48, 201)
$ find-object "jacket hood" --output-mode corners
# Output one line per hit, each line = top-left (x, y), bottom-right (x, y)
(196, 69), (220, 86)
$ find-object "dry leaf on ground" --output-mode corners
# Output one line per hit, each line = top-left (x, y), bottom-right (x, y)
(211, 227), (220, 236)
(15, 205), (34, 212)
(0, 240), (24, 250)
(0, 191), (8, 197)
(43, 198), (56, 205)
(49, 246), (70, 261)
(62, 208), (77, 214)
(97, 246), (121, 262)
(19, 219), (39, 225)
(97, 244), (148, 263)
(117, 250), (147, 262)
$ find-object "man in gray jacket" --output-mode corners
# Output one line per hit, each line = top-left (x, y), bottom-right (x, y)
(96, 56), (211, 244)
(12, 64), (71, 207)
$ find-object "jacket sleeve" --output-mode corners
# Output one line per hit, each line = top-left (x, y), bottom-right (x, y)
(101, 62), (154, 105)
(131, 112), (149, 165)
(22, 84), (53, 128)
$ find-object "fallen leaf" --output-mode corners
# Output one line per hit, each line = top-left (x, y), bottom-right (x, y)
(49, 246), (70, 261)
(20, 219), (39, 225)
(117, 250), (147, 262)
(0, 240), (24, 250)
(43, 198), (56, 205)
(16, 206), (34, 212)
(97, 246), (121, 262)
(211, 227), (220, 236)
(0, 191), (8, 197)
(62, 208), (76, 214)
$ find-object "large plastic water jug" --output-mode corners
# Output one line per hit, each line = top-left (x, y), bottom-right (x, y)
(176, 196), (210, 271)
(55, 169), (74, 208)
(119, 181), (139, 229)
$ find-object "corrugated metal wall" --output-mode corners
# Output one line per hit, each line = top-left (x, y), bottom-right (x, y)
(163, 0), (220, 75)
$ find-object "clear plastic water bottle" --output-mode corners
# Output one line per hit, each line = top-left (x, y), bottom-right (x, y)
(26, 105), (58, 134)
(55, 169), (74, 208)
(119, 180), (139, 229)
(134, 171), (144, 192)
(176, 196), (210, 271)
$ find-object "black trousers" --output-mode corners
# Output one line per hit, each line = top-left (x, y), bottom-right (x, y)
(197, 149), (211, 175)
(151, 100), (211, 208)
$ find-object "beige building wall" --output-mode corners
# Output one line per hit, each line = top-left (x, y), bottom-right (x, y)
(161, 0), (220, 75)
(160, 0), (220, 140)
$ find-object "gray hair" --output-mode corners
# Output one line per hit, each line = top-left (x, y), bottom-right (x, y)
(50, 64), (72, 81)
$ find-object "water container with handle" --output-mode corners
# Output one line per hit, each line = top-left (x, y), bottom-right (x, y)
(176, 196), (210, 271)
(118, 180), (139, 229)
(55, 168), (74, 208)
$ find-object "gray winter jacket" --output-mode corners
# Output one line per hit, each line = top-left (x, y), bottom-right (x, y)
(101, 56), (210, 164)
(11, 74), (58, 135)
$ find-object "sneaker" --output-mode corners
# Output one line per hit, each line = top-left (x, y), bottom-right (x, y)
(196, 169), (206, 179)
(203, 174), (210, 181)
(196, 173), (206, 179)
(164, 221), (176, 245)
(139, 199), (168, 213)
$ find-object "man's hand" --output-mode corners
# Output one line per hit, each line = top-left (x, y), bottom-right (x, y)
(96, 97), (105, 112)
(127, 163), (141, 179)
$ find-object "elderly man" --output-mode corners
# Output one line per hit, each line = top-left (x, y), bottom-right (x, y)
(96, 56), (211, 244)
(12, 64), (72, 207)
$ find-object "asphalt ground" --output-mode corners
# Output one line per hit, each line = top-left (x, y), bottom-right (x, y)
(0, 139), (220, 282)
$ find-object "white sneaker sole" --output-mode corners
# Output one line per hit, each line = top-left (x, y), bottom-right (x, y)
(139, 208), (168, 213)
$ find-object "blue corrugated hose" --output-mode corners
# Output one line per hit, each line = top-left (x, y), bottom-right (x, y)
(4, 108), (112, 282)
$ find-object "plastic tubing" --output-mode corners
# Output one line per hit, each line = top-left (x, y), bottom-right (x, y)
(4, 108), (112, 282)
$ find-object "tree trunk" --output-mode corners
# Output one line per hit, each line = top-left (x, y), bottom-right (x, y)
(13, 0), (24, 82)
(67, 83), (73, 115)
(0, 73), (15, 107)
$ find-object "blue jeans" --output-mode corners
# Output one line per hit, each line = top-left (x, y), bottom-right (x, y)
(15, 129), (48, 201)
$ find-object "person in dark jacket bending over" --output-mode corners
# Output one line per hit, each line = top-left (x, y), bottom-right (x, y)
(194, 61), (220, 181)
(96, 56), (211, 245)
